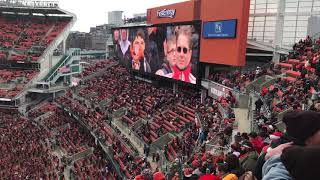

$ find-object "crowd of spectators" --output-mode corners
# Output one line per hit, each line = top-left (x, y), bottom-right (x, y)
(74, 59), (242, 179)
(0, 110), (59, 179)
(0, 69), (38, 98)
(0, 15), (71, 99)
(149, 36), (320, 180)
(27, 102), (119, 179)
(78, 58), (118, 78)
(56, 95), (145, 179)
(28, 102), (57, 119)
(0, 15), (70, 62)
(2, 35), (320, 179)
(207, 65), (275, 92)
(260, 36), (320, 115)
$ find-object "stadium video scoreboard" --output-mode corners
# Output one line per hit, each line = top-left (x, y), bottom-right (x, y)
(112, 21), (201, 85)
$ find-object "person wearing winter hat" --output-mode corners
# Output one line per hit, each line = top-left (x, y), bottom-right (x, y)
(199, 174), (221, 180)
(248, 132), (264, 154)
(282, 110), (320, 146)
(239, 141), (258, 172)
(183, 168), (199, 180)
(217, 163), (238, 180)
(269, 132), (281, 141)
(135, 175), (145, 180)
(191, 159), (200, 168)
(225, 154), (245, 178)
(184, 168), (193, 178)
(153, 171), (165, 180)
(253, 133), (291, 180)
(255, 111), (320, 180)
(141, 169), (153, 180)
(281, 145), (320, 180)
(261, 110), (320, 179)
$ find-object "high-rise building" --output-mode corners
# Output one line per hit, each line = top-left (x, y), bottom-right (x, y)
(108, 11), (123, 25)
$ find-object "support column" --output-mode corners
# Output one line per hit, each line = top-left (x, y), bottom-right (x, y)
(49, 54), (53, 69)
(173, 83), (178, 93)
(205, 65), (210, 79)
(273, 0), (286, 63)
(62, 39), (66, 55)
(201, 89), (207, 104)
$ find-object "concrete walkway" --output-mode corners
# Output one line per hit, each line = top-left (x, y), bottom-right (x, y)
(234, 108), (251, 133)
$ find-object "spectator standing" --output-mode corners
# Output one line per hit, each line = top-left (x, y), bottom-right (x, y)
(255, 98), (264, 113)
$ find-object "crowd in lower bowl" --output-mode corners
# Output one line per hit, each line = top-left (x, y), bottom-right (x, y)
(2, 36), (320, 179)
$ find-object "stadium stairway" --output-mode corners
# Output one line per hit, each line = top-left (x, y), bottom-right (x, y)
(110, 118), (159, 170)
(39, 48), (81, 85)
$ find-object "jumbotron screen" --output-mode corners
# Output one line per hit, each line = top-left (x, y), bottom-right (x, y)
(112, 22), (200, 84)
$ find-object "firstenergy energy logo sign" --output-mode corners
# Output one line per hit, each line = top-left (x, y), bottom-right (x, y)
(157, 9), (176, 18)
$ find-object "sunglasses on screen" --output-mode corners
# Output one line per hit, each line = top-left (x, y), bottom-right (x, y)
(177, 46), (189, 54)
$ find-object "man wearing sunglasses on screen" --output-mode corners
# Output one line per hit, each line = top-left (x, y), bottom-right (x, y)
(165, 27), (196, 84)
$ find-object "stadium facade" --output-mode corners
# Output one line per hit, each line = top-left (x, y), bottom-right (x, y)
(249, 0), (320, 49)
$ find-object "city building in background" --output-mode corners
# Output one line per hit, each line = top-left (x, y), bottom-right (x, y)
(66, 11), (146, 58)
(66, 31), (92, 50)
(108, 11), (124, 25)
(123, 13), (147, 25)
(66, 24), (113, 55)
(248, 0), (320, 49)
(90, 24), (113, 50)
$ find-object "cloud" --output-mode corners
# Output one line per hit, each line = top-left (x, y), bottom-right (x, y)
(57, 0), (186, 32)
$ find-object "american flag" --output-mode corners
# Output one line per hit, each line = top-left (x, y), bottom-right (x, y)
(58, 66), (70, 73)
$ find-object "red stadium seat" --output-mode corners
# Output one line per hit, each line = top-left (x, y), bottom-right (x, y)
(278, 63), (293, 69)
(286, 70), (301, 78)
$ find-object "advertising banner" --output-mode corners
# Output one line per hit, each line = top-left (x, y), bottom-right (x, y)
(208, 81), (232, 99)
(203, 19), (237, 38)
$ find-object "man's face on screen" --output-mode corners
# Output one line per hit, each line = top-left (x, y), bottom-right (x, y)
(121, 29), (127, 41)
(114, 30), (119, 42)
(176, 34), (192, 70)
(167, 42), (176, 68)
(131, 36), (145, 61)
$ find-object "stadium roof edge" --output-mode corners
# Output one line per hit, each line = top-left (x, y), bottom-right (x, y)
(247, 39), (289, 55)
(0, 6), (76, 17)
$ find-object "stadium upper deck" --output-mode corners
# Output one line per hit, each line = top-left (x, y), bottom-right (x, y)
(0, 0), (76, 105)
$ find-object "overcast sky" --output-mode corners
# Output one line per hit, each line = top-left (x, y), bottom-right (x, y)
(57, 0), (186, 32)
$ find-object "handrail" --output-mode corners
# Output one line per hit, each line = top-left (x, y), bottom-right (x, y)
(56, 103), (125, 179)
(218, 103), (229, 119)
(250, 90), (271, 118)
(204, 79), (249, 97)
(44, 48), (77, 82)
(43, 55), (68, 81)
